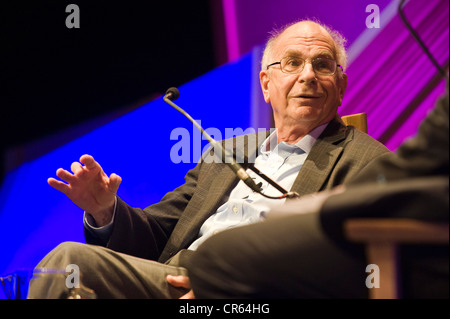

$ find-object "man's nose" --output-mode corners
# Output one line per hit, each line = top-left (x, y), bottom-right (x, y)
(297, 62), (317, 83)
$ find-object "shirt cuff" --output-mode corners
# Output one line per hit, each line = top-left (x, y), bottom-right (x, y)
(83, 196), (117, 243)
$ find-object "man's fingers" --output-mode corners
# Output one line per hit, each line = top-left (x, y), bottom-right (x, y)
(69, 155), (101, 178)
(56, 168), (76, 183)
(48, 177), (71, 195)
(79, 154), (100, 171)
(70, 162), (83, 174)
(109, 173), (122, 193)
(179, 290), (195, 299)
(166, 275), (191, 288)
(167, 275), (194, 299)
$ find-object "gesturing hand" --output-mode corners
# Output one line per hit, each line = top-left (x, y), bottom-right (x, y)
(48, 154), (122, 226)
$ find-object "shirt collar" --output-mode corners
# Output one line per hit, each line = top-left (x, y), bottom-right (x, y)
(260, 122), (329, 155)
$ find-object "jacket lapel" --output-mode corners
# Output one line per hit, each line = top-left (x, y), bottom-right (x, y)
(290, 119), (348, 196)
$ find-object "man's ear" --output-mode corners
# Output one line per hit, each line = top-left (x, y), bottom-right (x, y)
(260, 70), (271, 103)
(338, 73), (348, 106)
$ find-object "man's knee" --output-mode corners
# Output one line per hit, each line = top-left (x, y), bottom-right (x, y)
(30, 242), (110, 298)
(51, 241), (88, 257)
(37, 241), (94, 270)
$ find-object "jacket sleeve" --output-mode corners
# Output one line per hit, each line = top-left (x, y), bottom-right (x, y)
(84, 159), (202, 261)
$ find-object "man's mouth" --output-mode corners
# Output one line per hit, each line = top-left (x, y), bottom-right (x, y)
(294, 94), (321, 99)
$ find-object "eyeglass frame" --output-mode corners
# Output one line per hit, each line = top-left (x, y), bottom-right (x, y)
(266, 56), (343, 76)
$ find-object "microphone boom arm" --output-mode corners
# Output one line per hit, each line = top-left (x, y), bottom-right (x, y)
(163, 88), (299, 200)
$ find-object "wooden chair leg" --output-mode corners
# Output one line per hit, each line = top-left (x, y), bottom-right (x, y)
(366, 242), (399, 299)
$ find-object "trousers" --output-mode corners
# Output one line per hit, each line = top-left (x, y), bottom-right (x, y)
(187, 212), (369, 298)
(27, 242), (190, 299)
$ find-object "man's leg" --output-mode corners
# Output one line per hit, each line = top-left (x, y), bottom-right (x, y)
(27, 242), (189, 299)
(188, 213), (369, 298)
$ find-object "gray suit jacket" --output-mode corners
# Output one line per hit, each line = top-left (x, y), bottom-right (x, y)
(85, 117), (391, 263)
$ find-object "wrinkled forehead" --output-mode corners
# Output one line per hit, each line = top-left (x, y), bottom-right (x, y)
(272, 22), (337, 60)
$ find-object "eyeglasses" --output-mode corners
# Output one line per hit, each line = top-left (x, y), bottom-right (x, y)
(267, 56), (342, 76)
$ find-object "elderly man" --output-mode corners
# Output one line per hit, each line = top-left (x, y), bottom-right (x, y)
(28, 19), (390, 299)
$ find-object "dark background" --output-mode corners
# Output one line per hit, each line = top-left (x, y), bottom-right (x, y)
(0, 1), (219, 180)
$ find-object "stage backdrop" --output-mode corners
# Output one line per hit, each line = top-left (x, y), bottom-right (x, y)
(0, 0), (448, 298)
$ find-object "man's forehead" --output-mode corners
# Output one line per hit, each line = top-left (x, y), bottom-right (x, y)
(274, 22), (336, 56)
(281, 48), (335, 59)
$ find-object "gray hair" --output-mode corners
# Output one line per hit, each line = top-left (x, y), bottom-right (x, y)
(261, 19), (348, 73)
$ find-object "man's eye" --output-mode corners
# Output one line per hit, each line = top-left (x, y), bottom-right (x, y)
(315, 62), (328, 69)
(286, 58), (301, 67)
(314, 59), (332, 72)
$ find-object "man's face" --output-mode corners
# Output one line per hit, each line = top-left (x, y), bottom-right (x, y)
(260, 22), (347, 131)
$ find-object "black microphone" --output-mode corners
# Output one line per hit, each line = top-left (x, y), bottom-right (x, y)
(163, 87), (299, 199)
(165, 87), (180, 101)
